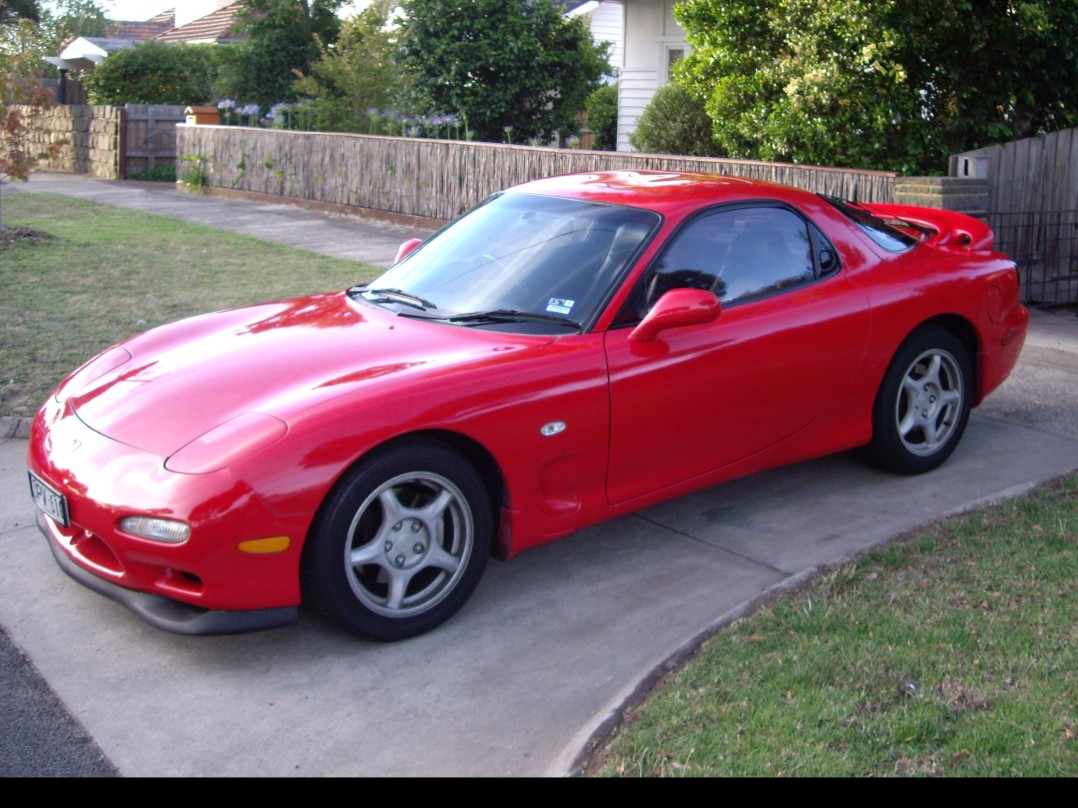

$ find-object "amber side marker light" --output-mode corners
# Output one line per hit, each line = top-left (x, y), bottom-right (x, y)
(238, 536), (291, 554)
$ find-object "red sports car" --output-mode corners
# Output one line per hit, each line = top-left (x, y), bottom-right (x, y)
(27, 171), (1028, 640)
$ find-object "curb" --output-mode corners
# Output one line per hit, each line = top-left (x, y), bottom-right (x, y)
(1, 417), (32, 440)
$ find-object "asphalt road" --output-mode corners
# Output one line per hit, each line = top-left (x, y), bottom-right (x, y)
(2, 173), (1076, 776)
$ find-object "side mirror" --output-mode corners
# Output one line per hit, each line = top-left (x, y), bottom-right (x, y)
(394, 238), (423, 263)
(628, 288), (721, 343)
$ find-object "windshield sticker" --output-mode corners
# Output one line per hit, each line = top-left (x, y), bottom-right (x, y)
(546, 298), (575, 315)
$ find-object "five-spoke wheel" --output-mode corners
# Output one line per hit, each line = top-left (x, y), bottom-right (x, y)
(303, 440), (492, 641)
(868, 327), (973, 474)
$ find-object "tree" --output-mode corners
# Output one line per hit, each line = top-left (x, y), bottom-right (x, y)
(83, 41), (217, 105)
(215, 0), (346, 107)
(1, 0), (109, 77)
(43, 0), (109, 48)
(1, 78), (64, 230)
(397, 0), (611, 143)
(1, 2), (68, 230)
(0, 1), (39, 72)
(674, 0), (1078, 174)
(0, 0), (40, 25)
(292, 0), (407, 132)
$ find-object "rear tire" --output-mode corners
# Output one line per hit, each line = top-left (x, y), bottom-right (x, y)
(867, 327), (973, 474)
(302, 439), (492, 641)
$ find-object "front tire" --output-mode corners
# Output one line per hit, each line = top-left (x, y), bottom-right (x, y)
(867, 327), (973, 474)
(303, 440), (492, 641)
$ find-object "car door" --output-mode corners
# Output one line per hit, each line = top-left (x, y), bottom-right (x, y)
(604, 204), (872, 504)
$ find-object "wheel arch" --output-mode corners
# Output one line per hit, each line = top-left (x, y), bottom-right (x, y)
(304, 429), (507, 561)
(903, 314), (982, 405)
(409, 429), (507, 526)
(866, 318), (976, 474)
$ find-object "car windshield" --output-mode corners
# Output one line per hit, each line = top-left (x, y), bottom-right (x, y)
(362, 192), (660, 332)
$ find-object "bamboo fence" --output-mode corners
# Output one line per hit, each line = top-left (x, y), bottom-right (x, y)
(176, 126), (898, 223)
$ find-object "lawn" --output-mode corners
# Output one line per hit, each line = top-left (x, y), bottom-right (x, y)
(592, 474), (1077, 777)
(1, 192), (379, 417)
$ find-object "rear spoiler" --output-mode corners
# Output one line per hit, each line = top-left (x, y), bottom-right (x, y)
(858, 203), (996, 251)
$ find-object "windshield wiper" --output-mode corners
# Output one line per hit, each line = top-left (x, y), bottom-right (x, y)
(447, 309), (582, 329)
(356, 287), (438, 311)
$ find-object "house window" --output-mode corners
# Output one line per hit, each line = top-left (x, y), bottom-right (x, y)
(664, 46), (685, 83)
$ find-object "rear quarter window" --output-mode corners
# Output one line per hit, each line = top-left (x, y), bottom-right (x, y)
(822, 195), (918, 253)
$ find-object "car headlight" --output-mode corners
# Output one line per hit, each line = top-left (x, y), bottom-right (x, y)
(118, 516), (191, 544)
(165, 412), (288, 474)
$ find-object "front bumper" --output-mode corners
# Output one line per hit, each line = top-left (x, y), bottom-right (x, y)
(39, 513), (297, 635)
(27, 397), (305, 628)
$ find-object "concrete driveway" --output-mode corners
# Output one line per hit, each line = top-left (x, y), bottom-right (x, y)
(2, 174), (1076, 776)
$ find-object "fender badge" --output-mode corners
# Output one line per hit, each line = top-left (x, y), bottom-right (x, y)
(540, 421), (566, 437)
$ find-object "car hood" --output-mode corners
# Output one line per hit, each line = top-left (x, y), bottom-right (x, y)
(62, 292), (549, 457)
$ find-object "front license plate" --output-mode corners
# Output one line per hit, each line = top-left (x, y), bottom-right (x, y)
(28, 472), (69, 527)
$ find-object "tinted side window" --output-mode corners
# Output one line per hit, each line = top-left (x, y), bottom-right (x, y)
(713, 207), (814, 302)
(619, 206), (830, 324)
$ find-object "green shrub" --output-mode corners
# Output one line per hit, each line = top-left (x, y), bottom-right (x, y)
(178, 154), (207, 192)
(84, 41), (216, 105)
(629, 83), (723, 157)
(585, 83), (618, 151)
(398, 0), (610, 143)
(126, 165), (177, 182)
(290, 0), (408, 133)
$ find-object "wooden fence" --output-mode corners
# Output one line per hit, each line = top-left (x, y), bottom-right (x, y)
(120, 105), (187, 177)
(979, 127), (1078, 306)
(176, 125), (897, 224)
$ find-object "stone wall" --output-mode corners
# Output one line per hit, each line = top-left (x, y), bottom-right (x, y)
(894, 176), (990, 218)
(17, 104), (122, 179)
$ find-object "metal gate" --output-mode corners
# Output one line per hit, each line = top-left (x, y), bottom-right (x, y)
(988, 210), (1078, 307)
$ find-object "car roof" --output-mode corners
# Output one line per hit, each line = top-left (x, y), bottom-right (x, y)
(510, 170), (816, 217)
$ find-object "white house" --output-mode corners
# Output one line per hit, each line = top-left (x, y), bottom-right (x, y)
(563, 0), (624, 79)
(615, 0), (687, 151)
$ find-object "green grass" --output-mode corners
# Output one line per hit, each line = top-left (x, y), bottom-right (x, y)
(594, 474), (1077, 777)
(1, 192), (379, 417)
